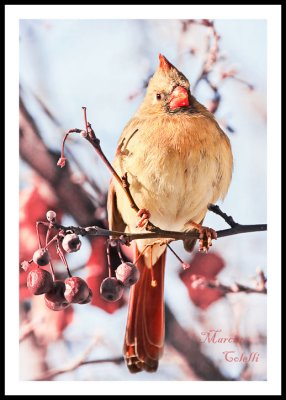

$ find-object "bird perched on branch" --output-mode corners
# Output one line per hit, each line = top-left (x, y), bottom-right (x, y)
(108, 54), (233, 373)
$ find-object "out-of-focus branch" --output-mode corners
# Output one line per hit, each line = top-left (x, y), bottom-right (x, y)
(165, 304), (232, 381)
(190, 271), (267, 295)
(192, 19), (221, 90)
(35, 356), (124, 381)
(180, 19), (254, 132)
(33, 306), (229, 381)
(20, 317), (44, 343)
(34, 336), (123, 381)
(19, 98), (103, 228)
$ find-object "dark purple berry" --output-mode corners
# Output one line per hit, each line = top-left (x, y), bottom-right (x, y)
(64, 277), (90, 303)
(78, 288), (93, 304)
(62, 233), (81, 253)
(27, 269), (54, 295)
(45, 281), (70, 311)
(115, 262), (140, 287)
(32, 248), (50, 266)
(100, 277), (124, 302)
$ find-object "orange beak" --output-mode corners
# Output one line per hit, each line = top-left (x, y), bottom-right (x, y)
(169, 86), (189, 110)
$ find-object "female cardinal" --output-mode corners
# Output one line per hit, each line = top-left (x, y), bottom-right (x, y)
(107, 54), (233, 373)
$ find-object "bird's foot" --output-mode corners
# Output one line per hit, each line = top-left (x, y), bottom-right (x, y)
(190, 221), (217, 252)
(136, 208), (151, 228)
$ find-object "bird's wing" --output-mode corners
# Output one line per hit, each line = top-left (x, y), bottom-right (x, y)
(107, 178), (127, 232)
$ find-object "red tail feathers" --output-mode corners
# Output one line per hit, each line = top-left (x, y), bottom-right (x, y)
(124, 244), (166, 373)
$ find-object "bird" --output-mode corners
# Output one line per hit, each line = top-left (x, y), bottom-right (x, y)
(107, 54), (233, 373)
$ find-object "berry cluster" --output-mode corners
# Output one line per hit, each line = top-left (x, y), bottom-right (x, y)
(100, 261), (140, 302)
(21, 210), (143, 311)
(22, 211), (92, 311)
(28, 246), (92, 311)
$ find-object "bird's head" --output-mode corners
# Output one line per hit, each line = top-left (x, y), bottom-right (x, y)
(139, 54), (191, 115)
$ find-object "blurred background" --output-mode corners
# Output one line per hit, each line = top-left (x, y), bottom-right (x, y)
(19, 19), (267, 381)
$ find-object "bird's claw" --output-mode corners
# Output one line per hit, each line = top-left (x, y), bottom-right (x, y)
(136, 208), (151, 228)
(198, 226), (217, 253)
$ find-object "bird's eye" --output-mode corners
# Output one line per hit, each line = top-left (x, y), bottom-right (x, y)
(156, 93), (162, 100)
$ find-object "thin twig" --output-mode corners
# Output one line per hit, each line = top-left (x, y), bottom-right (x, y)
(208, 204), (238, 227)
(58, 109), (157, 231)
(191, 275), (267, 295)
(183, 19), (254, 120)
(34, 336), (103, 381)
(35, 356), (124, 381)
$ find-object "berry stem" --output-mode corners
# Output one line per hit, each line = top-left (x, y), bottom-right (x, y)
(56, 241), (72, 278)
(150, 246), (157, 287)
(133, 244), (150, 265)
(36, 221), (44, 249)
(46, 224), (53, 247)
(57, 128), (82, 168)
(106, 240), (113, 278)
(48, 261), (56, 281)
(116, 242), (125, 264)
(45, 234), (59, 249)
(60, 132), (70, 162)
(167, 243), (185, 264)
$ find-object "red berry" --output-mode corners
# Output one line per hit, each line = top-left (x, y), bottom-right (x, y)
(32, 248), (50, 266)
(64, 277), (90, 303)
(27, 269), (54, 295)
(78, 288), (93, 304)
(62, 233), (81, 253)
(115, 262), (140, 287)
(45, 281), (70, 311)
(100, 277), (124, 302)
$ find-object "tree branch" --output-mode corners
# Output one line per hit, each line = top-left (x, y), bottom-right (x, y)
(58, 109), (158, 231)
(165, 304), (232, 381)
(190, 271), (267, 295)
(34, 356), (124, 381)
(19, 98), (103, 227)
(33, 336), (124, 381)
(50, 217), (266, 244)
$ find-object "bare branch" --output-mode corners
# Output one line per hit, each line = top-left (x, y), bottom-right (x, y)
(190, 274), (267, 295)
(165, 304), (232, 381)
(50, 218), (266, 243)
(19, 318), (42, 343)
(58, 109), (158, 231)
(33, 336), (124, 381)
(34, 356), (124, 381)
(208, 204), (238, 227)
(19, 98), (104, 228)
